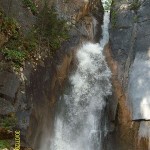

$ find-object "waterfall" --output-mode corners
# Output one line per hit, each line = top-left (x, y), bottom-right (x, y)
(39, 3), (111, 150)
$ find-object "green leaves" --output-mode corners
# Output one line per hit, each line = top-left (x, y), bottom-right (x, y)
(0, 11), (38, 69)
(0, 140), (10, 149)
(103, 0), (112, 11)
(111, 9), (117, 28)
(0, 113), (17, 130)
(130, 0), (141, 11)
(2, 48), (27, 62)
(37, 6), (69, 51)
(0, 6), (70, 70)
(0, 14), (19, 38)
(23, 0), (37, 15)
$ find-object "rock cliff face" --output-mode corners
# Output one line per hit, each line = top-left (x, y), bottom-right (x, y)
(104, 0), (150, 149)
(0, 0), (103, 149)
(2, 0), (150, 149)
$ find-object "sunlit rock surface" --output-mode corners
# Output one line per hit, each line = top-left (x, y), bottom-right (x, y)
(129, 53), (150, 120)
(107, 0), (150, 149)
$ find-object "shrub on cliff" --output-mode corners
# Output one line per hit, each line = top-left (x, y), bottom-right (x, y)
(0, 11), (19, 39)
(0, 140), (10, 149)
(37, 5), (69, 52)
(23, 0), (38, 15)
(0, 10), (38, 70)
(0, 5), (70, 72)
(130, 0), (141, 10)
(103, 0), (112, 11)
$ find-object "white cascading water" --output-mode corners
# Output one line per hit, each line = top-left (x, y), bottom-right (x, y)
(39, 2), (111, 150)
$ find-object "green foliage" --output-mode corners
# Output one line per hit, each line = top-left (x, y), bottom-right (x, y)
(23, 0), (37, 15)
(130, 0), (141, 11)
(0, 10), (38, 68)
(103, 0), (112, 11)
(0, 11), (26, 67)
(0, 114), (17, 129)
(0, 11), (19, 38)
(0, 6), (70, 70)
(1, 48), (27, 64)
(0, 140), (10, 149)
(133, 15), (139, 22)
(23, 28), (38, 53)
(111, 9), (117, 28)
(37, 6), (69, 51)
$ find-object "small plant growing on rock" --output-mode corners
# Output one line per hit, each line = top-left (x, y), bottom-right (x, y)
(0, 140), (10, 149)
(23, 0), (37, 15)
(1, 48), (27, 64)
(0, 11), (39, 70)
(0, 114), (17, 130)
(103, 0), (112, 11)
(37, 5), (69, 52)
(23, 28), (38, 53)
(130, 0), (141, 11)
(0, 5), (70, 71)
(0, 12), (19, 38)
(111, 9), (117, 28)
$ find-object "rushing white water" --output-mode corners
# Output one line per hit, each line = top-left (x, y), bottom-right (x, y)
(44, 11), (112, 150)
(38, 2), (111, 149)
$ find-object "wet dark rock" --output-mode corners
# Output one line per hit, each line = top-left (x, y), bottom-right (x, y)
(0, 71), (20, 101)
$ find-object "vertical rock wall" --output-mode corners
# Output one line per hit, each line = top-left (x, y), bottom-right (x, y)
(104, 0), (150, 149)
